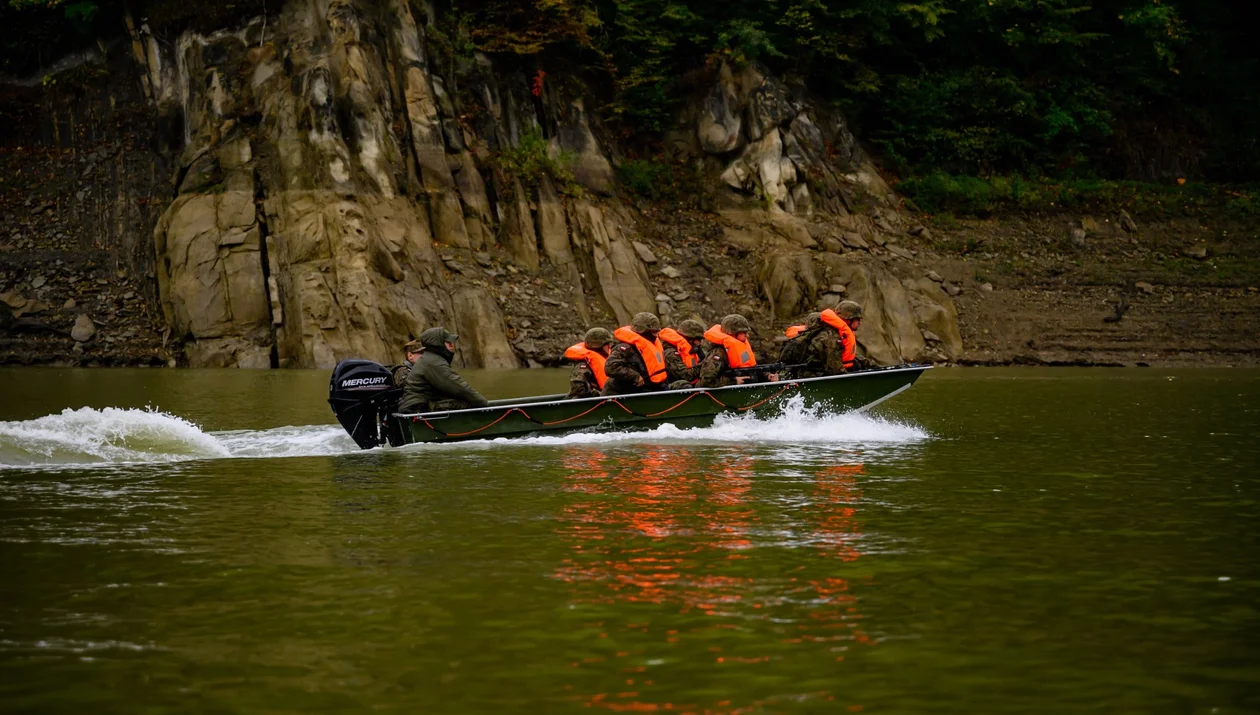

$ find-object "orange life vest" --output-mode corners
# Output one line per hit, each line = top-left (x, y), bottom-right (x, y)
(612, 326), (669, 384)
(657, 328), (699, 368)
(704, 325), (757, 368)
(785, 324), (808, 339)
(563, 343), (608, 388)
(819, 309), (857, 369)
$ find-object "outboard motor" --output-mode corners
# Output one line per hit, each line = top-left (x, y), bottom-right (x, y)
(328, 359), (403, 449)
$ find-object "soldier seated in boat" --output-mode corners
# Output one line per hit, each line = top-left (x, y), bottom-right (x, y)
(780, 301), (865, 377)
(601, 312), (669, 396)
(398, 327), (490, 413)
(564, 328), (614, 399)
(391, 339), (424, 388)
(699, 314), (777, 387)
(658, 319), (707, 389)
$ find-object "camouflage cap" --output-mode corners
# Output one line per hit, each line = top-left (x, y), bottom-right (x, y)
(631, 312), (661, 334)
(721, 314), (752, 335)
(402, 339), (423, 354)
(584, 327), (614, 348)
(836, 301), (864, 320)
(677, 319), (706, 339)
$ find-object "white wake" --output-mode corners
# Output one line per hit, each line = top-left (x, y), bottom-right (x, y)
(0, 407), (354, 468)
(0, 396), (927, 468)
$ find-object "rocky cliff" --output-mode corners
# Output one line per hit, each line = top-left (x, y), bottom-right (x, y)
(3, 0), (968, 369)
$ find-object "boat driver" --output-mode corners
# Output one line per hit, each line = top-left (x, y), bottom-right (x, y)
(398, 327), (490, 413)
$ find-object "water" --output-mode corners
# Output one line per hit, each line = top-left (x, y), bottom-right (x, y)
(1, 368), (1257, 713)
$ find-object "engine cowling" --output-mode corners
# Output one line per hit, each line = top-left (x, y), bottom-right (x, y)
(328, 359), (402, 449)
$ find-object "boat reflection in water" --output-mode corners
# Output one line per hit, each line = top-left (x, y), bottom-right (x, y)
(554, 446), (874, 712)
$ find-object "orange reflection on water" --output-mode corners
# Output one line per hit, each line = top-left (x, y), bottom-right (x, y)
(555, 447), (872, 713)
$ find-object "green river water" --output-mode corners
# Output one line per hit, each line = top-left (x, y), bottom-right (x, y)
(1, 367), (1257, 713)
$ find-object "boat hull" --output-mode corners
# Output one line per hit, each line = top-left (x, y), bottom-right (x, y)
(388, 364), (930, 445)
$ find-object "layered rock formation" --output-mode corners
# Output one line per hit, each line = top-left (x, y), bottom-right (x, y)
(4, 0), (963, 368)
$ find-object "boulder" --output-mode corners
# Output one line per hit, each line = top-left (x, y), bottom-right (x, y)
(1183, 244), (1209, 260)
(632, 241), (658, 264)
(744, 69), (792, 141)
(841, 232), (869, 250)
(770, 215), (817, 249)
(71, 314), (96, 342)
(697, 63), (744, 154)
(824, 255), (931, 364)
(723, 226), (770, 253)
(905, 277), (963, 358)
(887, 244), (914, 260)
(758, 251), (818, 319)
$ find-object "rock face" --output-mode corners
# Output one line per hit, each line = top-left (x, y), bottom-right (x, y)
(12, 0), (961, 369)
(139, 0), (658, 367)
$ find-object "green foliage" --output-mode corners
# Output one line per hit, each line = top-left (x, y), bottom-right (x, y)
(463, 0), (601, 55)
(493, 128), (580, 193)
(712, 19), (783, 66)
(615, 158), (674, 200)
(900, 173), (1260, 219)
(425, 11), (478, 65)
(2, 0), (1256, 181)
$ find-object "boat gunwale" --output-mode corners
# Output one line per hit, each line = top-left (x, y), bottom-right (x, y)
(393, 364), (932, 421)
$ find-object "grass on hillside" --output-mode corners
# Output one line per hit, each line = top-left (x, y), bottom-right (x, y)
(898, 174), (1260, 222)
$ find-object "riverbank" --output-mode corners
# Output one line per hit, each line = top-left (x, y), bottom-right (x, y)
(4, 194), (1257, 368)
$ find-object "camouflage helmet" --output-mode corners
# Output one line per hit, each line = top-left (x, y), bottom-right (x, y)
(677, 319), (706, 339)
(836, 301), (864, 320)
(721, 313), (752, 335)
(583, 327), (614, 348)
(631, 312), (661, 334)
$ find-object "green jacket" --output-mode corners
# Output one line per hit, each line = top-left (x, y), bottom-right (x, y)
(398, 330), (489, 412)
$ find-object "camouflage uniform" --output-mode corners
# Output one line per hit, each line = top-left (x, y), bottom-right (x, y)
(391, 339), (424, 387)
(567, 328), (614, 399)
(797, 327), (851, 378)
(697, 314), (752, 389)
(664, 319), (707, 389)
(791, 301), (865, 377)
(602, 313), (666, 396)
